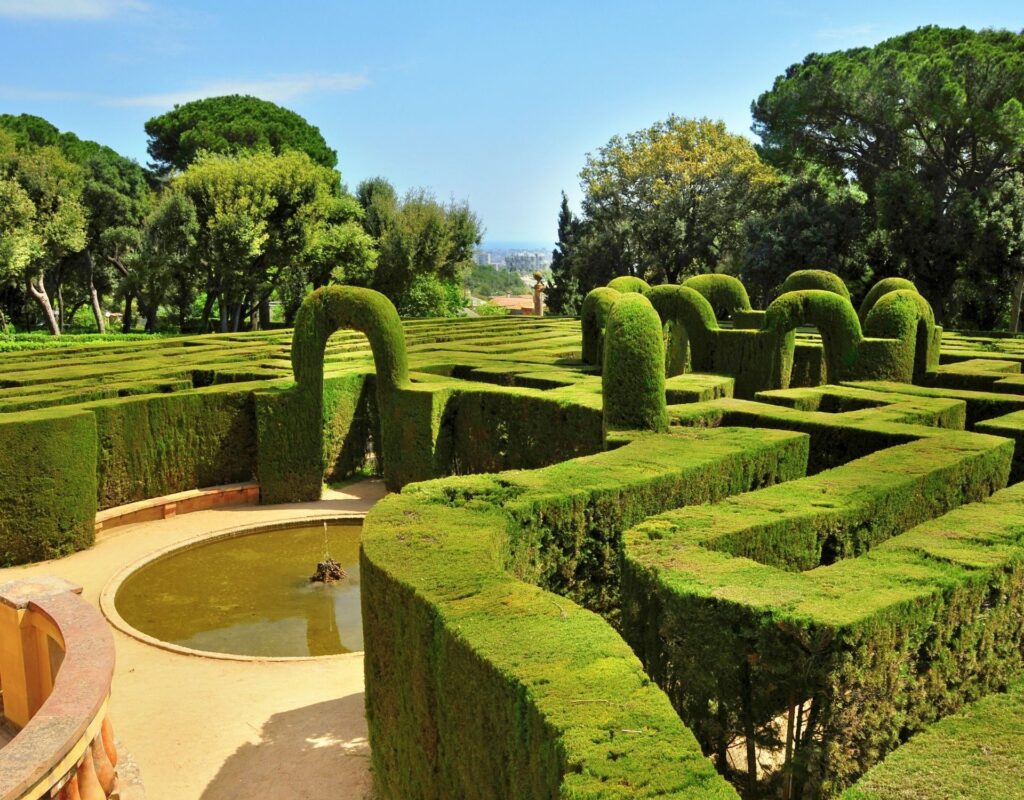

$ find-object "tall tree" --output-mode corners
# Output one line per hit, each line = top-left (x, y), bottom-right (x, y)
(169, 149), (374, 331)
(78, 143), (153, 331)
(145, 95), (338, 176)
(546, 191), (582, 315)
(0, 130), (87, 335)
(0, 114), (153, 332)
(741, 171), (871, 306)
(752, 26), (1024, 323)
(368, 185), (481, 316)
(574, 115), (779, 290)
(356, 177), (399, 239)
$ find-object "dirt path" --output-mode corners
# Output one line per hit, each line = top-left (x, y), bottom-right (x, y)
(0, 481), (386, 800)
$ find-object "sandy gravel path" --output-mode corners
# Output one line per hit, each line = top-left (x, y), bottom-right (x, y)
(0, 480), (387, 800)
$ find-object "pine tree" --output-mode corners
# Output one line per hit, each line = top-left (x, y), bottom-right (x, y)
(546, 192), (582, 315)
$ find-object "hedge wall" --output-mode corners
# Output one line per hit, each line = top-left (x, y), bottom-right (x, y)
(845, 675), (1024, 800)
(781, 269), (852, 300)
(0, 408), (98, 566)
(602, 293), (668, 434)
(362, 426), (810, 800)
(622, 427), (1014, 796)
(88, 384), (258, 508)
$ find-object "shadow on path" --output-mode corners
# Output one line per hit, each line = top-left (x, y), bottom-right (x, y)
(200, 693), (371, 799)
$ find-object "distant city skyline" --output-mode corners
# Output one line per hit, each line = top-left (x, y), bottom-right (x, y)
(1, 0), (1021, 243)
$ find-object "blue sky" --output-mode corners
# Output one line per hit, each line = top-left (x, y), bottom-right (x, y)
(1, 1), (1021, 247)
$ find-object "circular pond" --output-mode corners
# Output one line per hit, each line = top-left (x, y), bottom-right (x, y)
(114, 522), (363, 658)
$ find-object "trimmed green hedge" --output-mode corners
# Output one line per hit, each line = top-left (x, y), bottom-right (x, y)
(0, 408), (98, 566)
(436, 387), (604, 474)
(645, 285), (720, 373)
(581, 287), (621, 366)
(603, 293), (668, 435)
(362, 426), (810, 800)
(622, 427), (1014, 796)
(845, 676), (1024, 800)
(682, 274), (752, 319)
(764, 290), (862, 386)
(764, 289), (939, 389)
(607, 275), (652, 294)
(857, 277), (918, 324)
(88, 385), (257, 508)
(262, 286), (412, 498)
(781, 269), (851, 300)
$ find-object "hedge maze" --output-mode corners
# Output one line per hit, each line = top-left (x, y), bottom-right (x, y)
(5, 271), (1024, 797)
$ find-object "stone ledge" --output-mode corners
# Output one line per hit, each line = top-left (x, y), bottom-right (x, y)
(95, 482), (260, 535)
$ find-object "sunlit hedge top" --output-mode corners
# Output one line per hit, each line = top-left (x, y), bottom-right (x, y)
(291, 285), (409, 393)
(780, 269), (851, 300)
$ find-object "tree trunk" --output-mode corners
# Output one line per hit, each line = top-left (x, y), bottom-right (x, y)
(249, 295), (260, 331)
(219, 294), (228, 333)
(231, 301), (243, 332)
(741, 659), (758, 799)
(57, 282), (65, 332)
(122, 293), (134, 333)
(26, 272), (60, 336)
(67, 301), (85, 327)
(87, 252), (106, 333)
(145, 304), (158, 333)
(259, 295), (271, 328)
(0, 306), (8, 333)
(1011, 272), (1024, 334)
(200, 291), (217, 332)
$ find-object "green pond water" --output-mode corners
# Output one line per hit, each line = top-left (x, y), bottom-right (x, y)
(115, 523), (363, 657)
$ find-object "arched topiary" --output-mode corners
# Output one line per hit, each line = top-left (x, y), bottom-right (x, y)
(682, 274), (752, 320)
(581, 287), (621, 366)
(864, 288), (939, 378)
(276, 286), (410, 495)
(602, 293), (668, 434)
(293, 286), (409, 395)
(764, 290), (863, 388)
(858, 277), (919, 323)
(607, 275), (652, 294)
(645, 285), (720, 373)
(780, 269), (851, 301)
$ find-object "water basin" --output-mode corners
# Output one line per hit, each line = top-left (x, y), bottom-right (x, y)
(114, 522), (362, 658)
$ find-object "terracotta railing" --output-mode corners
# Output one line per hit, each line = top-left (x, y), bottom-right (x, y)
(0, 577), (119, 800)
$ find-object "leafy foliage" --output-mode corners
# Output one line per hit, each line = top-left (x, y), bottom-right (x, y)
(571, 116), (779, 291)
(752, 26), (1024, 324)
(357, 179), (481, 317)
(545, 191), (582, 314)
(144, 94), (338, 174)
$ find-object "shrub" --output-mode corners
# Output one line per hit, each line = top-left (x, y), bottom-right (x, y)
(580, 287), (620, 366)
(781, 268), (851, 300)
(607, 275), (652, 294)
(682, 274), (752, 319)
(602, 293), (668, 434)
(0, 408), (97, 565)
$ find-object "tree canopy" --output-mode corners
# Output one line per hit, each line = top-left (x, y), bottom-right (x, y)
(144, 95), (338, 175)
(752, 25), (1024, 324)
(570, 116), (779, 292)
(168, 149), (373, 331)
(356, 179), (482, 317)
(0, 129), (87, 334)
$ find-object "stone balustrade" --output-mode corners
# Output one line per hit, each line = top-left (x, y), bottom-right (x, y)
(0, 577), (120, 800)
